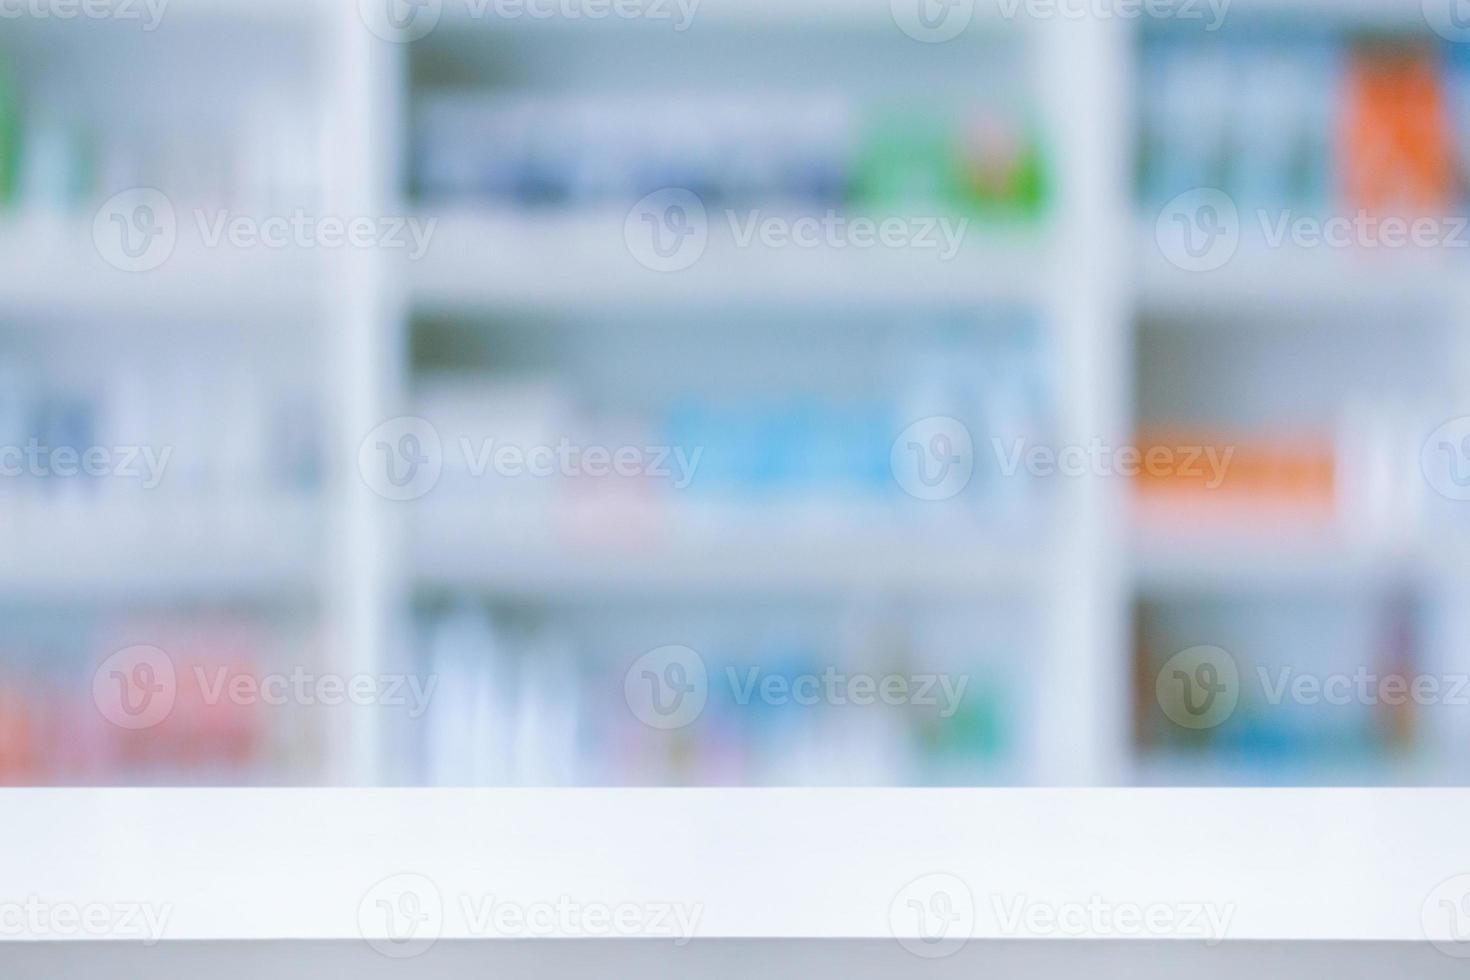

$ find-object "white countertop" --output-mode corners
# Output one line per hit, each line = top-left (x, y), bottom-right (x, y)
(2, 788), (1468, 948)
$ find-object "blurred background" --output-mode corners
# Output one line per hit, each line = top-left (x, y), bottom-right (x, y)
(2, 0), (1469, 786)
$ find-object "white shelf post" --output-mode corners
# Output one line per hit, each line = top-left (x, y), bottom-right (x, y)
(1033, 13), (1133, 784)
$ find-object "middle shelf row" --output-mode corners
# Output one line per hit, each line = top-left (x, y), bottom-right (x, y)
(6, 214), (1470, 317)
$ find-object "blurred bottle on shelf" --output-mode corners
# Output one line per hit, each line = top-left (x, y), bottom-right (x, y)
(414, 311), (1051, 532)
(1342, 44), (1456, 215)
(0, 53), (17, 207)
(0, 54), (322, 219)
(1140, 32), (1470, 215)
(414, 91), (1049, 221)
(409, 600), (1024, 787)
(0, 611), (323, 785)
(1136, 593), (1429, 780)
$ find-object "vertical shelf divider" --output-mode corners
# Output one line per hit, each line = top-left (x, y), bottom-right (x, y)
(320, 7), (407, 785)
(1033, 13), (1133, 784)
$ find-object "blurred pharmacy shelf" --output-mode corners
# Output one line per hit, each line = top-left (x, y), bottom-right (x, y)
(387, 7), (1127, 787)
(6, 0), (1470, 789)
(0, 0), (1126, 786)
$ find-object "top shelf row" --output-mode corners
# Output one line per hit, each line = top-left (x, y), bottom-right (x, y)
(0, 0), (1459, 35)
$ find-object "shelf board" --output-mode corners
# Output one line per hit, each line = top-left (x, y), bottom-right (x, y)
(2, 788), (1468, 943)
(1206, 0), (1442, 29)
(1131, 522), (1436, 594)
(0, 498), (321, 601)
(1137, 223), (1465, 322)
(409, 209), (1050, 313)
(1133, 752), (1464, 788)
(409, 501), (1046, 597)
(0, 220), (327, 323)
(427, 0), (1039, 30)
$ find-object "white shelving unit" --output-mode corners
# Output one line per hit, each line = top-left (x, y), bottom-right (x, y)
(4, 0), (1468, 787)
(369, 6), (1131, 786)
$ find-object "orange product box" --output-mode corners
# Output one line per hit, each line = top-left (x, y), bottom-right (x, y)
(1340, 44), (1456, 214)
(1131, 430), (1335, 511)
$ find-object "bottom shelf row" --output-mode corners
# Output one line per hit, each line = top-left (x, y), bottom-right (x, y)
(1, 584), (1468, 786)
